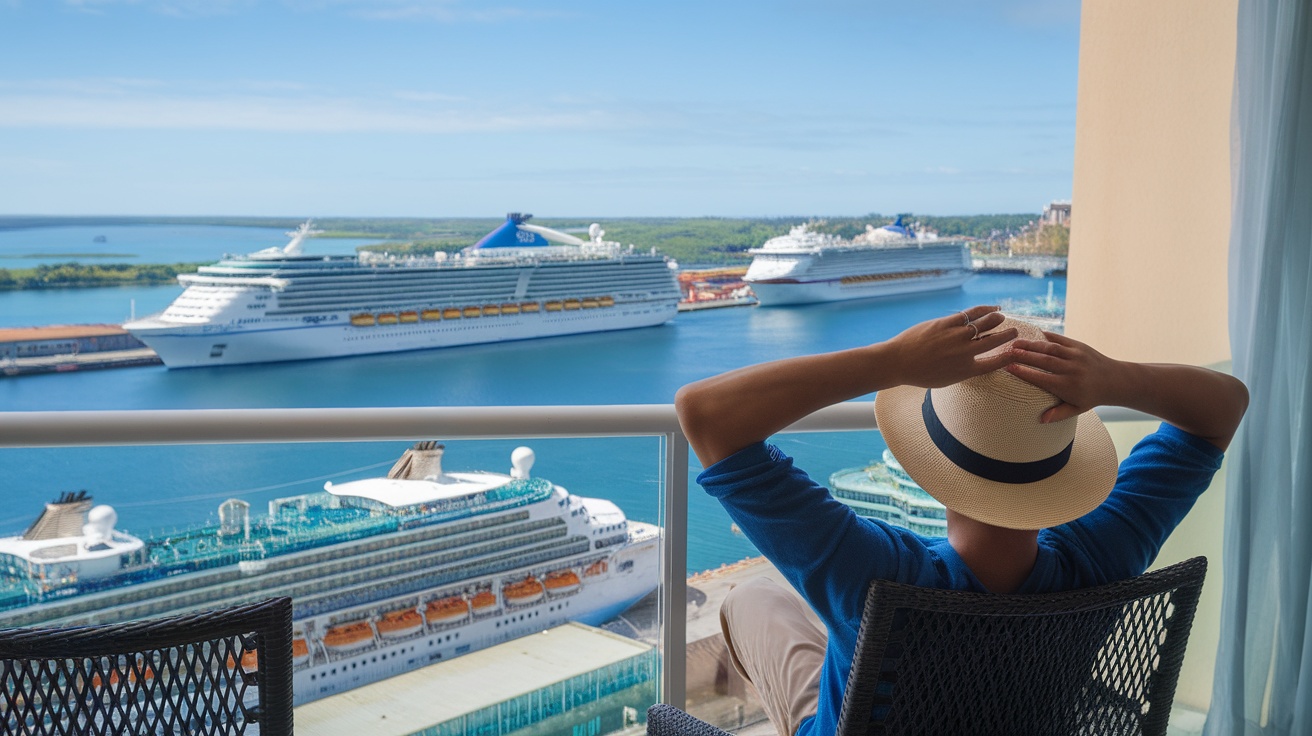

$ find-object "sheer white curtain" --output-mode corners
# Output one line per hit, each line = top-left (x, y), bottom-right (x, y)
(1206, 1), (1312, 734)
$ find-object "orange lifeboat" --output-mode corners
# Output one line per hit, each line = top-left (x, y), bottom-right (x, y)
(501, 303), (521, 314)
(462, 306), (482, 318)
(470, 590), (498, 614)
(443, 307), (462, 319)
(482, 304), (501, 316)
(350, 313), (376, 327)
(545, 570), (581, 595)
(563, 299), (582, 311)
(425, 596), (471, 625)
(377, 313), (399, 325)
(421, 308), (443, 321)
(399, 310), (419, 324)
(93, 659), (155, 689)
(240, 648), (259, 672)
(292, 637), (310, 666)
(503, 576), (546, 606)
(544, 301), (563, 312)
(521, 301), (541, 313)
(377, 608), (424, 639)
(599, 296), (615, 307)
(581, 298), (600, 309)
(322, 621), (375, 653)
(584, 560), (608, 577)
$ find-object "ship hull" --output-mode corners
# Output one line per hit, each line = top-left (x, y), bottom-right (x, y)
(131, 300), (677, 368)
(748, 270), (973, 306)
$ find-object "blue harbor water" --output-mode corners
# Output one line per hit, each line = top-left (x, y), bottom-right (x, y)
(0, 225), (1066, 574)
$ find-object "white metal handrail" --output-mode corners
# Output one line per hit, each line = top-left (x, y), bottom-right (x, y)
(0, 401), (879, 711)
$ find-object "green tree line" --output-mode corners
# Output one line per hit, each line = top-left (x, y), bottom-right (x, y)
(0, 262), (205, 290)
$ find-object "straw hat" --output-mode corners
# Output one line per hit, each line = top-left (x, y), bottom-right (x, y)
(873, 317), (1117, 530)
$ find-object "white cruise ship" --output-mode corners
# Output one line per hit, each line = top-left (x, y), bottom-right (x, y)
(829, 449), (947, 537)
(743, 216), (973, 306)
(0, 443), (660, 706)
(124, 215), (682, 368)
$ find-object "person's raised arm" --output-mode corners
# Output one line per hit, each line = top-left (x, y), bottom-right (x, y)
(1006, 332), (1249, 450)
(675, 305), (1019, 468)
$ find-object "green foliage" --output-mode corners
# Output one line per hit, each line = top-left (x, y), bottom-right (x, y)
(810, 213), (1038, 241)
(0, 262), (206, 291)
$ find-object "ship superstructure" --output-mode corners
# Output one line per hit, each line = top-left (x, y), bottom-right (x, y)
(743, 217), (973, 306)
(0, 443), (660, 706)
(829, 449), (946, 537)
(124, 215), (682, 367)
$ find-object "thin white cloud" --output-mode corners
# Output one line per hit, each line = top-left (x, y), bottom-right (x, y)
(0, 79), (631, 133)
(62, 0), (255, 16)
(285, 0), (567, 23)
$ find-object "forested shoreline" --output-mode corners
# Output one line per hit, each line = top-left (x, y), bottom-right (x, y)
(0, 213), (1042, 289)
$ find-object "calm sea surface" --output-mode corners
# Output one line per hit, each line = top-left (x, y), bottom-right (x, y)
(0, 225), (1066, 573)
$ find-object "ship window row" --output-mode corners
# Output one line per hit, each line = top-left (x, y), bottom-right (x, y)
(290, 531), (578, 613)
(830, 488), (946, 520)
(276, 282), (523, 304)
(294, 538), (592, 618)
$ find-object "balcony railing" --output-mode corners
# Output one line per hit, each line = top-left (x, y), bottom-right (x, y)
(0, 403), (1150, 713)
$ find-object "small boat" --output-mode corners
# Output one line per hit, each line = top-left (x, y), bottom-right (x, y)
(503, 576), (545, 606)
(544, 570), (581, 595)
(599, 296), (615, 307)
(421, 309), (443, 321)
(462, 306), (482, 318)
(377, 608), (423, 638)
(501, 303), (521, 314)
(481, 304), (501, 316)
(425, 596), (471, 625)
(322, 621), (375, 653)
(377, 313), (399, 325)
(350, 314), (376, 327)
(292, 637), (310, 666)
(470, 590), (497, 613)
(399, 311), (419, 324)
(584, 559), (608, 577)
(563, 299), (582, 311)
(521, 302), (541, 312)
(544, 301), (563, 312)
(581, 299), (600, 309)
(443, 308), (463, 319)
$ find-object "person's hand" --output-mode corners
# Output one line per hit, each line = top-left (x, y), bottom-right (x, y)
(1005, 331), (1123, 423)
(885, 305), (1018, 389)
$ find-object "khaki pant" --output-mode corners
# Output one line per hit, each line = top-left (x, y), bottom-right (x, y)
(719, 577), (826, 736)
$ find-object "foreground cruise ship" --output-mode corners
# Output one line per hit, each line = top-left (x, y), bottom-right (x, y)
(743, 216), (973, 306)
(829, 449), (947, 537)
(124, 215), (682, 368)
(0, 443), (660, 706)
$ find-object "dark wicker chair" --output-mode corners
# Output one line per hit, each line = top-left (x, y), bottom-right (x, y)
(0, 597), (294, 736)
(649, 557), (1207, 736)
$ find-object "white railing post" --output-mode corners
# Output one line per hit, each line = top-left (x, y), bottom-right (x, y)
(661, 430), (689, 709)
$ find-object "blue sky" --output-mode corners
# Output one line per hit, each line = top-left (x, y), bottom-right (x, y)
(0, 0), (1081, 217)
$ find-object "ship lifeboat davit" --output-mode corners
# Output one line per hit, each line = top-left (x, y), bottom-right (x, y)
(503, 576), (546, 606)
(584, 559), (608, 577)
(322, 621), (375, 654)
(377, 608), (424, 639)
(544, 570), (581, 595)
(470, 590), (498, 614)
(425, 596), (471, 626)
(292, 637), (310, 666)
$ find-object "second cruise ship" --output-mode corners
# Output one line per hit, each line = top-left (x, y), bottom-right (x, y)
(743, 216), (973, 306)
(124, 214), (682, 368)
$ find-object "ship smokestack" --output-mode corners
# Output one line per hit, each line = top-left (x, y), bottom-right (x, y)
(388, 441), (446, 481)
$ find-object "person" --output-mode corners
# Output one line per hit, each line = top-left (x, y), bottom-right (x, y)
(673, 305), (1248, 736)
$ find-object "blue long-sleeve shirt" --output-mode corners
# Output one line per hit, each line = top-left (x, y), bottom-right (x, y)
(698, 422), (1224, 736)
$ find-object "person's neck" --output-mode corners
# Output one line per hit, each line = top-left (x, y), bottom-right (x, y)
(945, 510), (1040, 594)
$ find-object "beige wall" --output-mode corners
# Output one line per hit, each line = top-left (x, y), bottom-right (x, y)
(1067, 0), (1236, 365)
(1069, 0), (1238, 716)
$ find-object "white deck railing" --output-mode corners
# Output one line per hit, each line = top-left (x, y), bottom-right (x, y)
(0, 403), (1150, 710)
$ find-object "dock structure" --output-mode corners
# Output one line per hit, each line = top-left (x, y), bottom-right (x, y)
(295, 622), (655, 736)
(0, 324), (160, 377)
(971, 255), (1067, 277)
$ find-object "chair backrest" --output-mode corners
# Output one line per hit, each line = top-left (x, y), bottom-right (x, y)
(0, 596), (294, 736)
(836, 557), (1207, 736)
